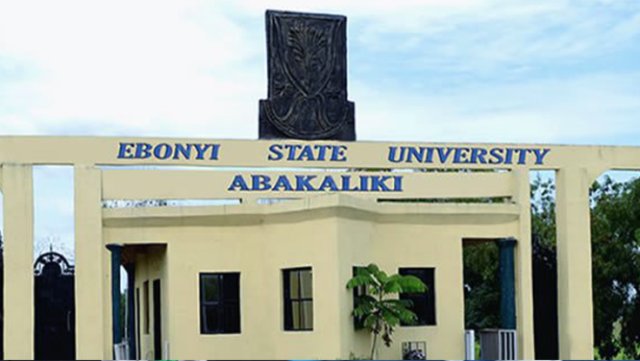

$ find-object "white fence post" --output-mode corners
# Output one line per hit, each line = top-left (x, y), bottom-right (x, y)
(465, 329), (475, 360)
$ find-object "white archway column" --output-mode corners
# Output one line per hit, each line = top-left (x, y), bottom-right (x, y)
(556, 167), (594, 359)
(75, 165), (110, 359)
(512, 169), (535, 359)
(1, 164), (34, 359)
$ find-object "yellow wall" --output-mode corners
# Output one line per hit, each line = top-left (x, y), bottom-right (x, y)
(105, 195), (521, 360)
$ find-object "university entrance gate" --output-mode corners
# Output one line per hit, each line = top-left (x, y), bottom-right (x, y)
(1, 137), (638, 359)
(1, 10), (639, 360)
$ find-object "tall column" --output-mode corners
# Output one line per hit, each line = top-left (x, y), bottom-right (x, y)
(556, 167), (594, 359)
(497, 238), (516, 330)
(107, 243), (124, 356)
(75, 165), (110, 359)
(1, 164), (34, 359)
(512, 169), (535, 359)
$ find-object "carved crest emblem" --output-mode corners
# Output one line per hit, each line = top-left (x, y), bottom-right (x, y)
(259, 10), (355, 140)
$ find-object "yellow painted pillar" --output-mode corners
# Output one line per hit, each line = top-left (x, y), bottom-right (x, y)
(75, 165), (110, 359)
(1, 164), (34, 359)
(512, 169), (535, 359)
(556, 167), (594, 360)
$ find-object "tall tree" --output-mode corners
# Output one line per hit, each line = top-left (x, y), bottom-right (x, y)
(590, 176), (640, 359)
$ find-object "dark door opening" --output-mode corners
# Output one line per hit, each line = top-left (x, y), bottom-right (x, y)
(136, 287), (141, 360)
(153, 279), (161, 360)
(532, 237), (558, 359)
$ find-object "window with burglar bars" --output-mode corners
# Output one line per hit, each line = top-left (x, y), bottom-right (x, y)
(199, 273), (241, 334)
(399, 267), (436, 326)
(283, 267), (313, 331)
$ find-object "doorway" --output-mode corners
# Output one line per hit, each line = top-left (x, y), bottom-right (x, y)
(153, 279), (161, 360)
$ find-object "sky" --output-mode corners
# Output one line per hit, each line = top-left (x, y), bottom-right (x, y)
(0, 0), (639, 259)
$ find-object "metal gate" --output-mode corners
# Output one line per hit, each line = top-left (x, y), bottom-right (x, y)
(34, 251), (75, 360)
(479, 329), (517, 360)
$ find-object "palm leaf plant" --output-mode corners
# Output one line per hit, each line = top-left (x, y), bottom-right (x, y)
(346, 264), (427, 360)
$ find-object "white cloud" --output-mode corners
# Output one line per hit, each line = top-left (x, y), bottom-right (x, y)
(0, 0), (264, 137)
(353, 71), (640, 144)
(1, 0), (638, 139)
(336, 0), (640, 73)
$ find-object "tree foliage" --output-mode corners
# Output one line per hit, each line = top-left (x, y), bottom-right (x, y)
(589, 176), (640, 359)
(347, 264), (427, 360)
(463, 241), (500, 330)
(527, 175), (640, 359)
(464, 175), (640, 359)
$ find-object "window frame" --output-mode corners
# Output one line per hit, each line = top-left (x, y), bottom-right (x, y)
(283, 267), (314, 332)
(352, 266), (367, 330)
(399, 267), (436, 326)
(199, 272), (241, 335)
